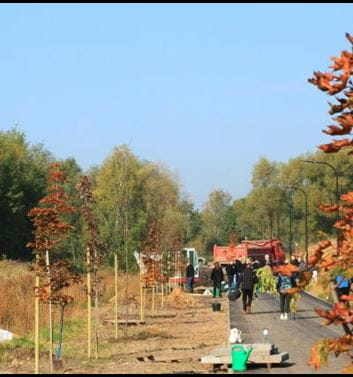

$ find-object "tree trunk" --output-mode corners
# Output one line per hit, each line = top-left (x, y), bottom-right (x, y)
(115, 254), (118, 339)
(87, 248), (92, 359)
(45, 250), (53, 373)
(35, 273), (40, 375)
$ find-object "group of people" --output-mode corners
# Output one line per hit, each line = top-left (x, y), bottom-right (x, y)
(186, 254), (352, 319)
(210, 255), (305, 319)
(210, 258), (260, 314)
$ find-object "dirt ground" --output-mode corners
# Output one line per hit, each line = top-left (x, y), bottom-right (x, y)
(0, 289), (229, 374)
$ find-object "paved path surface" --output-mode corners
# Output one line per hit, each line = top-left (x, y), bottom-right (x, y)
(228, 292), (350, 374)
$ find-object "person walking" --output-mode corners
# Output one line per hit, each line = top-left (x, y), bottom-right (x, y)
(211, 262), (224, 298)
(226, 263), (234, 289)
(276, 260), (296, 320)
(238, 262), (258, 314)
(185, 261), (195, 293)
(334, 275), (352, 302)
(297, 256), (306, 272)
(290, 255), (299, 266)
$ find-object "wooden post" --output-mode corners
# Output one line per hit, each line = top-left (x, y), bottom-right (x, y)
(161, 283), (164, 308)
(152, 286), (155, 317)
(144, 286), (147, 318)
(87, 248), (92, 359)
(35, 273), (40, 375)
(94, 290), (99, 360)
(45, 250), (53, 373)
(155, 284), (158, 316)
(140, 270), (145, 322)
(114, 254), (118, 339)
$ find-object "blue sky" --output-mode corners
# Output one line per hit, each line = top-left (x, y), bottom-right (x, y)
(1, 4), (353, 208)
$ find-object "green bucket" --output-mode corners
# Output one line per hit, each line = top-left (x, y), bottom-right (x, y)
(231, 345), (252, 372)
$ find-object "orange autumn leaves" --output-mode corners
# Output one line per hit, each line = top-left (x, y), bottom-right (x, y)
(309, 33), (353, 155)
(308, 32), (353, 372)
(27, 163), (81, 305)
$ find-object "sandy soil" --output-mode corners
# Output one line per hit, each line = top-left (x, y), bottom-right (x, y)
(0, 290), (229, 374)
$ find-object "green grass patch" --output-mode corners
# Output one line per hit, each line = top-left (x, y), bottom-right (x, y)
(40, 319), (86, 343)
(0, 337), (36, 362)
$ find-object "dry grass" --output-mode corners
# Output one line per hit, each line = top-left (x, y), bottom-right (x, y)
(0, 263), (143, 337)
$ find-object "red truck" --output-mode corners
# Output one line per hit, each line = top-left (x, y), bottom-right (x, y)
(213, 239), (286, 265)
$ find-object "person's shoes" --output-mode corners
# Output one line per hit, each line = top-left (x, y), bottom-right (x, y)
(284, 313), (288, 320)
(246, 307), (251, 314)
(280, 313), (284, 320)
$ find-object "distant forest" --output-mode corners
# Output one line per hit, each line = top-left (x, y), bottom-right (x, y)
(1, 127), (351, 268)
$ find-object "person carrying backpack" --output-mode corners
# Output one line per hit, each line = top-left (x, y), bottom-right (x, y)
(238, 262), (258, 314)
(276, 260), (296, 320)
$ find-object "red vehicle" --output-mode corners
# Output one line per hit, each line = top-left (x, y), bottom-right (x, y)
(213, 239), (286, 265)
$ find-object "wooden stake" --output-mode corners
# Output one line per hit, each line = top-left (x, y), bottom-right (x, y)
(94, 288), (99, 359)
(94, 249), (99, 360)
(87, 248), (92, 359)
(35, 274), (40, 375)
(139, 267), (144, 322)
(114, 254), (118, 339)
(142, 286), (146, 321)
(46, 250), (53, 373)
(161, 283), (164, 308)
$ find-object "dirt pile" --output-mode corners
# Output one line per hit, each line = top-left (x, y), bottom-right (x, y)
(165, 288), (199, 309)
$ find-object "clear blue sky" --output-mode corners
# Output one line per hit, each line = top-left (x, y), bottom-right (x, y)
(1, 4), (353, 208)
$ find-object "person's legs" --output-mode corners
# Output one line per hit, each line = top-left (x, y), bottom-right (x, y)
(285, 294), (292, 315)
(242, 290), (247, 311)
(217, 281), (222, 297)
(247, 288), (254, 311)
(213, 281), (217, 297)
(190, 277), (194, 293)
(279, 293), (285, 314)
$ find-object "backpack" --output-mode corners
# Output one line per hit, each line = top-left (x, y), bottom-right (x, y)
(277, 275), (292, 293)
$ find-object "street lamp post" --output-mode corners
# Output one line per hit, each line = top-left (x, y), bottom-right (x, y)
(300, 160), (339, 241)
(282, 186), (308, 265)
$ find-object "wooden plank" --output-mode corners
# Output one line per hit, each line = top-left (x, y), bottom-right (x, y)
(103, 319), (146, 325)
(213, 344), (274, 356)
(200, 352), (289, 365)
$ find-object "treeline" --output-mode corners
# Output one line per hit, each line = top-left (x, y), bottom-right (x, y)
(205, 151), (353, 255)
(1, 127), (352, 267)
(0, 128), (201, 269)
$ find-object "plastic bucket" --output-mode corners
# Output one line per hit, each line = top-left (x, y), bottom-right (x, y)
(212, 303), (221, 311)
(231, 345), (252, 372)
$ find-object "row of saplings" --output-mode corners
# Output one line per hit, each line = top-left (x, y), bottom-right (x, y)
(26, 163), (179, 374)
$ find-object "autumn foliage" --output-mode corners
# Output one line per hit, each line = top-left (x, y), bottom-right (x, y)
(27, 163), (80, 305)
(308, 33), (353, 371)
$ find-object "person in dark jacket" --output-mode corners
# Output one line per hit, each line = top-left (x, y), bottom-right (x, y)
(238, 262), (258, 313)
(290, 255), (299, 266)
(226, 260), (238, 289)
(234, 259), (243, 288)
(211, 262), (224, 298)
(225, 263), (233, 289)
(186, 262), (195, 293)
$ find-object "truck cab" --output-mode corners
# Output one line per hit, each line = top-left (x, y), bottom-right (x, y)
(169, 247), (201, 284)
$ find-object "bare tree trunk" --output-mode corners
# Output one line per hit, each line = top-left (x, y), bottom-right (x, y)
(87, 248), (92, 359)
(94, 248), (99, 359)
(45, 250), (53, 373)
(35, 273), (40, 374)
(115, 254), (118, 339)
